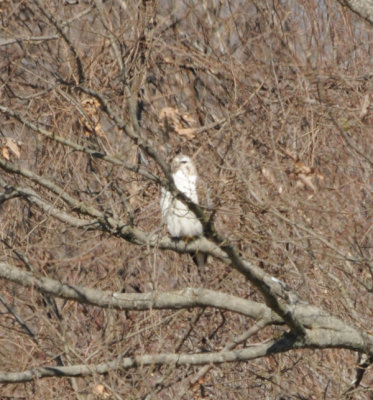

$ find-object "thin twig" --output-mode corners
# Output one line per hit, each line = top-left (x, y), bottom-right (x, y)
(33, 0), (85, 83)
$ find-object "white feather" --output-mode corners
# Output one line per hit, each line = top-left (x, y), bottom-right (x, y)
(160, 155), (203, 238)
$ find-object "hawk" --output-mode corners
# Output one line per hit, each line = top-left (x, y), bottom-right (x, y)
(160, 154), (205, 267)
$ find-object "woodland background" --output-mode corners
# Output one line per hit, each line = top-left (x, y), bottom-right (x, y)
(0, 0), (373, 399)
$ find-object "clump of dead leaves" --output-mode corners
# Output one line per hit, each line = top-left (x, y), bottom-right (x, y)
(159, 106), (197, 140)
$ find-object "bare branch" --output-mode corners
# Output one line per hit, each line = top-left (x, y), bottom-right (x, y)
(0, 334), (298, 383)
(315, 74), (373, 166)
(176, 318), (271, 399)
(1, 1), (373, 394)
(62, 83), (172, 177)
(2, 259), (373, 360)
(0, 159), (308, 334)
(0, 35), (59, 46)
(58, 83), (310, 335)
(0, 157), (319, 335)
(0, 177), (98, 229)
(33, 0), (85, 83)
(1, 324), (372, 384)
(0, 104), (159, 183)
(0, 262), (276, 321)
(336, 0), (373, 26)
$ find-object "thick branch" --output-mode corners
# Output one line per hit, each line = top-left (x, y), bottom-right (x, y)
(0, 334), (298, 383)
(176, 318), (271, 399)
(61, 84), (310, 334)
(0, 175), (226, 256)
(1, 260), (373, 357)
(0, 85), (366, 338)
(1, 324), (372, 384)
(336, 0), (373, 26)
(0, 166), (344, 337)
(0, 262), (277, 321)
(0, 178), (98, 229)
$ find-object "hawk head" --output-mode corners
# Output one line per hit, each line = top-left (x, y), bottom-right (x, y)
(171, 154), (197, 177)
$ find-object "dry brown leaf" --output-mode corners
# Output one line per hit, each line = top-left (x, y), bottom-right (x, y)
(1, 137), (22, 160)
(159, 106), (196, 139)
(298, 173), (317, 192)
(294, 160), (312, 175)
(82, 97), (100, 115)
(177, 127), (196, 139)
(262, 167), (283, 194)
(83, 128), (91, 137)
(5, 138), (21, 158)
(360, 94), (370, 118)
(294, 161), (317, 192)
(262, 167), (276, 184)
(1, 146), (10, 160)
(191, 373), (211, 393)
(159, 106), (179, 127)
(79, 98), (105, 137)
(92, 383), (110, 399)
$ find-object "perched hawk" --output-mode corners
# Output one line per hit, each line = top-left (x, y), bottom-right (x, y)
(160, 154), (205, 267)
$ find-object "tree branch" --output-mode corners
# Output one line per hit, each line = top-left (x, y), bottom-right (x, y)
(0, 334), (307, 383)
(0, 177), (99, 229)
(0, 164), (355, 340)
(59, 83), (311, 335)
(0, 104), (159, 183)
(336, 0), (373, 26)
(0, 262), (277, 321)
(1, 259), (373, 365)
(176, 318), (271, 399)
(33, 0), (85, 83)
(1, 323), (372, 384)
